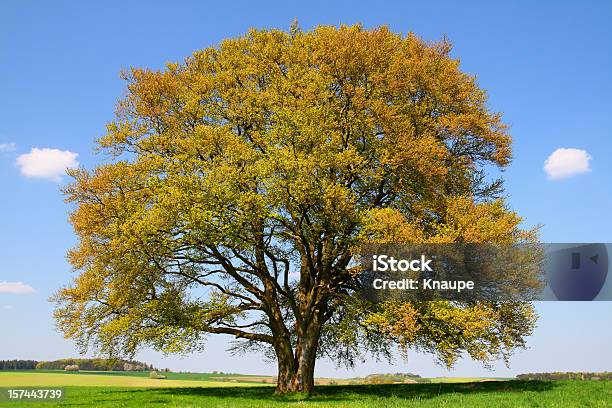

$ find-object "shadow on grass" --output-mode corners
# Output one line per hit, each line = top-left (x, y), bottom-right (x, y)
(112, 380), (558, 403)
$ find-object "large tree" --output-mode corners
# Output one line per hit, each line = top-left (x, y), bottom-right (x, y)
(54, 24), (537, 394)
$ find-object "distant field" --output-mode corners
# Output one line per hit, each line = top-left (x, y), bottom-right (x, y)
(0, 370), (507, 385)
(8, 370), (252, 382)
(424, 377), (509, 383)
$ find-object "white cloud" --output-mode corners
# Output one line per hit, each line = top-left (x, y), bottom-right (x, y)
(0, 281), (35, 295)
(0, 142), (16, 152)
(2, 305), (14, 310)
(16, 147), (79, 182)
(544, 148), (591, 180)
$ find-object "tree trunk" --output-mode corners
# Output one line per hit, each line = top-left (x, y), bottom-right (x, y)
(274, 316), (322, 394)
(274, 342), (317, 394)
(274, 340), (298, 394)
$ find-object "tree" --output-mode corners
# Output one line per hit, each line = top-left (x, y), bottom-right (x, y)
(53, 24), (537, 394)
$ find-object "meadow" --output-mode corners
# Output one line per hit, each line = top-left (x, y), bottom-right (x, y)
(0, 371), (609, 407)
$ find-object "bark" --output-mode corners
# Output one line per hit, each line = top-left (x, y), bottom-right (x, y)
(274, 339), (318, 394)
(274, 312), (323, 394)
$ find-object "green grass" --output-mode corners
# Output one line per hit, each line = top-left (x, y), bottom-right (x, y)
(0, 371), (609, 407)
(0, 381), (609, 407)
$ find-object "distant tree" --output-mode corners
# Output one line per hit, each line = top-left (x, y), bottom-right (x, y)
(149, 370), (166, 379)
(53, 24), (537, 394)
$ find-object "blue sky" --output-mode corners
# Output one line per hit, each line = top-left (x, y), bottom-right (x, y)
(0, 0), (611, 376)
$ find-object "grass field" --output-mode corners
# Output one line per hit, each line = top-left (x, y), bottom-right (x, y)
(0, 371), (609, 407)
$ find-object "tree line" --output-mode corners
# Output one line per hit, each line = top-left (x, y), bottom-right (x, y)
(517, 372), (612, 381)
(0, 358), (155, 371)
(0, 360), (38, 370)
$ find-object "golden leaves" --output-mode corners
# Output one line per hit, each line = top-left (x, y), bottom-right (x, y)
(54, 24), (532, 362)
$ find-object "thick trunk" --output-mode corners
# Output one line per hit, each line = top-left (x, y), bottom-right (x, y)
(274, 343), (317, 394)
(274, 340), (298, 394)
(274, 316), (322, 394)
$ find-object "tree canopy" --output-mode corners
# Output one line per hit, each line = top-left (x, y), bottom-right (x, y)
(53, 24), (536, 394)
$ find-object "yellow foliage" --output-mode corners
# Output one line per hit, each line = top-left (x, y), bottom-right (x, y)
(52, 24), (535, 370)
